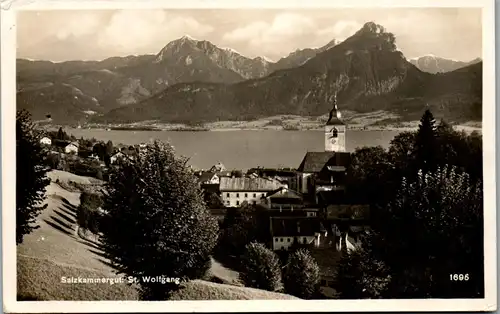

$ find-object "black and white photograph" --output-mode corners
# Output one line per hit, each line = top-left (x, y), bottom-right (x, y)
(2, 0), (496, 312)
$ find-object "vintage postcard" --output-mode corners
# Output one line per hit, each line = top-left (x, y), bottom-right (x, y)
(2, 0), (496, 312)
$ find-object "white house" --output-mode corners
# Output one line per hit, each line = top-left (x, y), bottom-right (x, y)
(270, 217), (322, 251)
(40, 136), (52, 146)
(198, 172), (220, 185)
(64, 142), (79, 154)
(110, 152), (125, 164)
(219, 177), (286, 207)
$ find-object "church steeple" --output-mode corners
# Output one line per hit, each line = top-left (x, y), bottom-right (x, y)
(324, 92), (347, 152)
(326, 93), (344, 126)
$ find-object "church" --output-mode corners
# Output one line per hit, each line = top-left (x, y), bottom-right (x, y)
(296, 93), (352, 205)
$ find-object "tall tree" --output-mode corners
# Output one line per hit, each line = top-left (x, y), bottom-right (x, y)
(239, 242), (283, 292)
(413, 109), (438, 174)
(100, 141), (219, 300)
(342, 166), (483, 298)
(16, 110), (50, 244)
(283, 249), (320, 299)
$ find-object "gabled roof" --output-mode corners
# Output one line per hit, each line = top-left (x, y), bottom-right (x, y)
(199, 171), (218, 182)
(297, 152), (336, 173)
(270, 217), (321, 237)
(267, 187), (303, 200)
(220, 177), (286, 192)
(297, 151), (351, 173)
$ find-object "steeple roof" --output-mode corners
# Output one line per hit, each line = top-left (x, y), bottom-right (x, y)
(326, 93), (345, 126)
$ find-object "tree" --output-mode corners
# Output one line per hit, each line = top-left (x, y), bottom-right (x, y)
(413, 109), (438, 174)
(215, 203), (269, 266)
(105, 140), (114, 156)
(16, 110), (50, 244)
(283, 249), (320, 299)
(361, 166), (483, 298)
(99, 141), (218, 300)
(239, 242), (283, 292)
(346, 146), (394, 206)
(334, 232), (391, 299)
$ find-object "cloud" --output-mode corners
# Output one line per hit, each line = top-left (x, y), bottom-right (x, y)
(55, 13), (101, 40)
(222, 14), (365, 59)
(317, 20), (362, 38)
(97, 10), (215, 55)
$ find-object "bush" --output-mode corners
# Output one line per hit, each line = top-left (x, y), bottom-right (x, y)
(100, 141), (218, 300)
(239, 242), (283, 292)
(283, 249), (320, 299)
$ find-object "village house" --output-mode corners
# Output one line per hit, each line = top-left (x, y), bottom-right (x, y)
(40, 136), (52, 146)
(219, 177), (287, 207)
(209, 161), (226, 172)
(270, 217), (324, 251)
(264, 187), (319, 218)
(64, 142), (79, 154)
(198, 172), (220, 185)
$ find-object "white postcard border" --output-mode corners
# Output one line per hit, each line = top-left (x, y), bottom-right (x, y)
(1, 0), (496, 312)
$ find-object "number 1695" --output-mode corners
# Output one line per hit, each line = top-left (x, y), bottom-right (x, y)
(450, 274), (469, 281)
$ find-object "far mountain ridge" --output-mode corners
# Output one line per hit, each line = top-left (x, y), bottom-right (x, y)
(17, 22), (481, 125)
(94, 22), (482, 125)
(409, 54), (482, 74)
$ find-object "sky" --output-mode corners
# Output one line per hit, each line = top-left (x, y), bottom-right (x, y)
(17, 8), (482, 62)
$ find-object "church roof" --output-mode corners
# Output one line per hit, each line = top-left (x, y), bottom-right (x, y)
(326, 94), (345, 125)
(297, 151), (351, 173)
(326, 116), (345, 126)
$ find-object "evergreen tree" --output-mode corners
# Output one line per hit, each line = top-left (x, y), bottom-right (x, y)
(240, 242), (283, 292)
(283, 249), (320, 299)
(56, 127), (67, 141)
(413, 109), (438, 174)
(16, 110), (50, 244)
(100, 141), (219, 300)
(105, 140), (114, 156)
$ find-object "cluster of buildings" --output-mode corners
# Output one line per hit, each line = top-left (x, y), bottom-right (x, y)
(195, 95), (370, 297)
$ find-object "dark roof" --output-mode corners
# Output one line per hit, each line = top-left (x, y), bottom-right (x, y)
(297, 152), (351, 173)
(326, 116), (345, 126)
(270, 217), (321, 237)
(201, 183), (220, 193)
(325, 204), (370, 220)
(317, 190), (349, 205)
(267, 187), (302, 199)
(199, 171), (217, 182)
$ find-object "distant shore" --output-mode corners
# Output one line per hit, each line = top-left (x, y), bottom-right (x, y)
(51, 111), (482, 133)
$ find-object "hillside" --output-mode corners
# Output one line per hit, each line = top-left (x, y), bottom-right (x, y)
(17, 170), (298, 301)
(95, 22), (482, 124)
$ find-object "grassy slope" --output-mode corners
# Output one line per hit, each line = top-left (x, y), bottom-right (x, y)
(17, 170), (298, 300)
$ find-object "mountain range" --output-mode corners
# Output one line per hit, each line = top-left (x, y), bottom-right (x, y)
(408, 55), (482, 74)
(17, 22), (482, 125)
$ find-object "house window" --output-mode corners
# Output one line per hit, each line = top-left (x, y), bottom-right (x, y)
(275, 238), (278, 242)
(236, 193), (239, 198)
(244, 193), (248, 198)
(287, 238), (290, 242)
(303, 237), (307, 244)
(280, 238), (283, 242)
(253, 193), (256, 197)
(226, 201), (230, 205)
(236, 201), (240, 206)
(252, 201), (256, 205)
(227, 193), (230, 197)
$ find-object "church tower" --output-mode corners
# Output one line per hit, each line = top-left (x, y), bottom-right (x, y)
(324, 93), (346, 152)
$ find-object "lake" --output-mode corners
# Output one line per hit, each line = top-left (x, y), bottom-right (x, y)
(66, 129), (402, 170)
